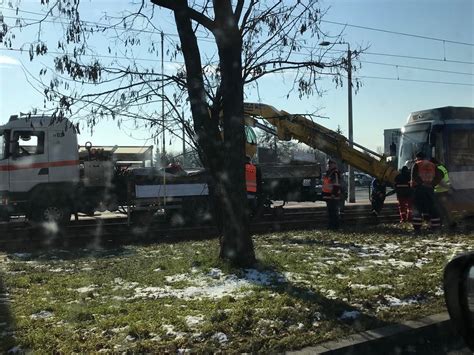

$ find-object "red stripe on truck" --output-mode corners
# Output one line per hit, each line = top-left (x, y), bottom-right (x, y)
(0, 160), (79, 171)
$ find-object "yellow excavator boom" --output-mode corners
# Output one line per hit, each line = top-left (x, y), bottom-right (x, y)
(244, 102), (399, 185)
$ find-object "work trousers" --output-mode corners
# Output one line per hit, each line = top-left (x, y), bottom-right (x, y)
(412, 186), (440, 230)
(397, 196), (413, 222)
(370, 196), (385, 216)
(325, 199), (340, 230)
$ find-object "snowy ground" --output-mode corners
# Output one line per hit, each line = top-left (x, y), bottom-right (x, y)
(0, 226), (472, 352)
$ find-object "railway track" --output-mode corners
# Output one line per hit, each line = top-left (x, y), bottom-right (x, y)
(0, 202), (400, 251)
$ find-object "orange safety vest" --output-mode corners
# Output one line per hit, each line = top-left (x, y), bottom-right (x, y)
(416, 160), (436, 186)
(322, 169), (340, 199)
(322, 176), (333, 194)
(245, 163), (257, 193)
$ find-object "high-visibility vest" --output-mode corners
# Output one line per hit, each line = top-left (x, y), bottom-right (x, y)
(322, 176), (333, 194)
(322, 170), (340, 199)
(434, 164), (450, 193)
(416, 160), (436, 186)
(245, 163), (257, 193)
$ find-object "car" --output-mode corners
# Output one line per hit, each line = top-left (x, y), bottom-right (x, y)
(342, 172), (373, 187)
(444, 252), (474, 351)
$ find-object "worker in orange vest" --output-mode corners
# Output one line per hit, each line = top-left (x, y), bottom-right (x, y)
(245, 157), (258, 217)
(410, 152), (443, 232)
(322, 159), (342, 230)
(245, 162), (257, 194)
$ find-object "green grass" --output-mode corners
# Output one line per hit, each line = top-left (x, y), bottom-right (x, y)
(0, 225), (472, 352)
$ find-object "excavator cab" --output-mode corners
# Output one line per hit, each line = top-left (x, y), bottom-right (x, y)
(245, 125), (257, 159)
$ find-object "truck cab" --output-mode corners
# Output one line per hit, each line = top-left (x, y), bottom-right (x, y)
(0, 114), (79, 222)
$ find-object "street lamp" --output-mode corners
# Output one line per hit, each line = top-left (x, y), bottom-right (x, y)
(319, 41), (356, 203)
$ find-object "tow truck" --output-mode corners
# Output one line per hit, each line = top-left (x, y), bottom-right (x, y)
(0, 113), (321, 224)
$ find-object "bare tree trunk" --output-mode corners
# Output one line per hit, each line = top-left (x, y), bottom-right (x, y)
(171, 0), (255, 266)
(214, 1), (255, 266)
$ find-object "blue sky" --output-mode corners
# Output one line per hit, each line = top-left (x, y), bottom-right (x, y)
(0, 0), (473, 152)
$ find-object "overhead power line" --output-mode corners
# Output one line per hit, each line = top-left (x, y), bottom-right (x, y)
(0, 47), (185, 64)
(0, 8), (216, 43)
(321, 19), (474, 47)
(2, 5), (473, 49)
(360, 60), (474, 76)
(357, 75), (474, 87)
(364, 51), (474, 65)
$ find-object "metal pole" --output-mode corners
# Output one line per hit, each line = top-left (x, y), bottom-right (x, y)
(182, 109), (186, 167)
(161, 31), (167, 207)
(347, 45), (356, 203)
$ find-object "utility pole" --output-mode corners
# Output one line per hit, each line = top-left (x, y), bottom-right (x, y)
(161, 31), (167, 206)
(347, 45), (356, 203)
(319, 40), (356, 203)
(182, 109), (186, 167)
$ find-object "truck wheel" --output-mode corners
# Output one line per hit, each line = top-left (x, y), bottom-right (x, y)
(32, 202), (71, 225)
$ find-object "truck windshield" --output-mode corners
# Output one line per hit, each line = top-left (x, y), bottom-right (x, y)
(0, 131), (5, 160)
(398, 125), (430, 169)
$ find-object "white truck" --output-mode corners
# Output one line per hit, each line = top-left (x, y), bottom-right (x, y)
(0, 114), (121, 223)
(0, 113), (322, 225)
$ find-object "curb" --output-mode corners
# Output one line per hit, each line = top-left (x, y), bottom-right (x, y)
(288, 312), (469, 354)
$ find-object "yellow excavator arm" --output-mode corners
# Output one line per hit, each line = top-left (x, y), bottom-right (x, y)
(244, 102), (399, 185)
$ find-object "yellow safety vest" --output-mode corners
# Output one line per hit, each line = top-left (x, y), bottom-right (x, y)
(434, 164), (450, 193)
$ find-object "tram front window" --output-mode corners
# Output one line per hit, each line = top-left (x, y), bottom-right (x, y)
(398, 126), (430, 169)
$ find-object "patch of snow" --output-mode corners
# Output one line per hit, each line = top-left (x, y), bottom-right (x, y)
(207, 268), (224, 279)
(288, 322), (305, 331)
(166, 274), (192, 283)
(323, 289), (337, 299)
(76, 285), (97, 293)
(48, 268), (64, 272)
(30, 310), (53, 319)
(350, 283), (393, 291)
(339, 310), (360, 320)
(131, 268), (288, 300)
(111, 296), (127, 301)
(111, 325), (129, 334)
(414, 258), (431, 268)
(384, 295), (421, 307)
(185, 315), (204, 328)
(112, 279), (139, 290)
(211, 332), (228, 344)
(162, 324), (186, 340)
